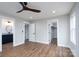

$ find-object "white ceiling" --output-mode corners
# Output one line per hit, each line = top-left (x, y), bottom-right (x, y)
(0, 2), (74, 21)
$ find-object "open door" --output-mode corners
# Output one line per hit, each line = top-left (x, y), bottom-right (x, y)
(25, 24), (29, 41)
(29, 24), (36, 42)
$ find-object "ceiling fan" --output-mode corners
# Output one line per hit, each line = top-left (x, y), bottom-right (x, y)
(16, 2), (41, 13)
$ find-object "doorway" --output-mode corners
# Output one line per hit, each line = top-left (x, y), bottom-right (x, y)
(25, 24), (29, 42)
(24, 23), (36, 43)
(29, 24), (36, 42)
(2, 19), (14, 52)
(50, 22), (57, 45)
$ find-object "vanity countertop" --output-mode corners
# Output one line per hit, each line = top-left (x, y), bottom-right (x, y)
(2, 33), (13, 35)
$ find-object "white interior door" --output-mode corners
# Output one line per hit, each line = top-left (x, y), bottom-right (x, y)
(29, 24), (36, 42)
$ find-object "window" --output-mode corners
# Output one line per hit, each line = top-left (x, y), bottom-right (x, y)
(70, 12), (76, 45)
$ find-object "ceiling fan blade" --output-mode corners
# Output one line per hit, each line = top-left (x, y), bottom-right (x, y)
(19, 2), (25, 7)
(16, 9), (23, 13)
(25, 7), (41, 13)
(17, 2), (41, 13)
(24, 2), (28, 6)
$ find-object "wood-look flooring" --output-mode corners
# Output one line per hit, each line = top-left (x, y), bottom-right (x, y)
(0, 40), (73, 57)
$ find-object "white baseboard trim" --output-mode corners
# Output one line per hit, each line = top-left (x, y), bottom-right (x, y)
(36, 41), (49, 44)
(58, 44), (69, 48)
(0, 46), (2, 52)
(68, 42), (79, 57)
(70, 48), (79, 57)
(29, 40), (36, 43)
(58, 43), (79, 57)
(69, 46), (79, 57)
(29, 40), (49, 44)
(13, 41), (24, 47)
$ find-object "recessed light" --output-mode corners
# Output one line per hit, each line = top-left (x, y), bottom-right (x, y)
(30, 17), (32, 19)
(52, 10), (55, 14)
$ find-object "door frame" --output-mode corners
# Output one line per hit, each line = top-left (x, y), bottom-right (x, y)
(29, 23), (36, 42)
(23, 22), (30, 43)
(48, 20), (58, 45)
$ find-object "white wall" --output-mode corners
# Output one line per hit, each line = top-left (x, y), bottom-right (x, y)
(0, 14), (70, 52)
(0, 16), (2, 52)
(1, 16), (26, 47)
(57, 15), (70, 47)
(0, 28), (2, 52)
(1, 18), (14, 34)
(0, 14), (29, 52)
(0, 16), (15, 52)
(69, 2), (79, 56)
(31, 20), (49, 44)
(13, 19), (26, 46)
(31, 15), (70, 46)
(76, 3), (79, 55)
(47, 15), (70, 46)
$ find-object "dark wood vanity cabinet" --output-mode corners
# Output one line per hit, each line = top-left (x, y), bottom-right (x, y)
(2, 34), (13, 44)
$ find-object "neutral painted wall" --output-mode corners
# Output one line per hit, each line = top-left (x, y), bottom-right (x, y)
(0, 14), (70, 52)
(1, 18), (14, 34)
(69, 2), (79, 56)
(0, 16), (15, 52)
(31, 20), (49, 44)
(13, 19), (26, 46)
(1, 16), (26, 47)
(76, 3), (79, 56)
(0, 28), (2, 52)
(0, 16), (2, 52)
(47, 15), (70, 46)
(31, 15), (70, 46)
(0, 14), (29, 52)
(57, 15), (70, 47)
(11, 17), (29, 46)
